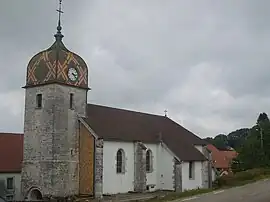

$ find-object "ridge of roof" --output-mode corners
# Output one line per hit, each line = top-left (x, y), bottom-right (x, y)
(87, 104), (206, 145)
(87, 103), (166, 118)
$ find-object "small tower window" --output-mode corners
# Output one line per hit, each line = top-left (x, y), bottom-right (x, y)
(36, 94), (42, 108)
(70, 93), (74, 109)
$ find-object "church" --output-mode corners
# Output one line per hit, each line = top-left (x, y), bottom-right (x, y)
(0, 2), (215, 201)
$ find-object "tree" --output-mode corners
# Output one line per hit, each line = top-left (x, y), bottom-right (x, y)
(235, 112), (270, 170)
(213, 134), (229, 150)
(205, 112), (270, 171)
(227, 128), (249, 151)
(236, 126), (265, 169)
(203, 135), (228, 150)
(204, 137), (214, 144)
(257, 112), (269, 125)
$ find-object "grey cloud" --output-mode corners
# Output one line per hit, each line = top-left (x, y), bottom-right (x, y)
(1, 0), (270, 137)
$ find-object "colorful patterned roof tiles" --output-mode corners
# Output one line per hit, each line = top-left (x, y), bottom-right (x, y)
(24, 36), (88, 89)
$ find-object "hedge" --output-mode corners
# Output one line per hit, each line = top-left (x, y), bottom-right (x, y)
(213, 168), (270, 188)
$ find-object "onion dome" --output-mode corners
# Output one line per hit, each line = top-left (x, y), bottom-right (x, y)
(24, 13), (88, 89)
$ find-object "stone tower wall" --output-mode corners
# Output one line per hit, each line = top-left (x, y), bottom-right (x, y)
(21, 84), (87, 198)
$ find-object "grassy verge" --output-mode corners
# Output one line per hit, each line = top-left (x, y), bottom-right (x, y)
(146, 168), (270, 202)
(213, 168), (270, 188)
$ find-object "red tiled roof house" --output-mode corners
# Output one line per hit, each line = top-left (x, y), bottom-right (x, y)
(0, 133), (23, 201)
(207, 144), (238, 176)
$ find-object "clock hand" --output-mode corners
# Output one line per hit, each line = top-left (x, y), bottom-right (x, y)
(72, 73), (77, 78)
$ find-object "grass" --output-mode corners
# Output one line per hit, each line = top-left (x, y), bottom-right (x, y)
(146, 168), (270, 202)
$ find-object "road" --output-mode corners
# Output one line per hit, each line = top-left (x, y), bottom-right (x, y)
(177, 179), (270, 202)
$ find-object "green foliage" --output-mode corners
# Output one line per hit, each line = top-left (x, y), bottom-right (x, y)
(214, 168), (270, 188)
(235, 114), (270, 170)
(257, 112), (269, 124)
(204, 129), (249, 151)
(227, 128), (249, 151)
(204, 134), (230, 150)
(213, 134), (229, 150)
(206, 112), (270, 171)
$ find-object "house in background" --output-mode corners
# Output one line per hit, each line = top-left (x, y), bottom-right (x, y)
(0, 133), (23, 201)
(207, 144), (238, 176)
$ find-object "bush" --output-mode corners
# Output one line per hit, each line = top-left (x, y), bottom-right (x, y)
(213, 168), (270, 188)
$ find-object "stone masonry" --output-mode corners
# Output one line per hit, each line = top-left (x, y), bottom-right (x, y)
(21, 84), (88, 199)
(173, 158), (182, 192)
(202, 146), (212, 189)
(134, 142), (147, 192)
(95, 138), (104, 198)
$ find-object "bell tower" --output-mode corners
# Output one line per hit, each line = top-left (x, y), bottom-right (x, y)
(21, 1), (89, 199)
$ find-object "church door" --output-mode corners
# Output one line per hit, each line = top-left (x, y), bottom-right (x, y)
(79, 122), (95, 195)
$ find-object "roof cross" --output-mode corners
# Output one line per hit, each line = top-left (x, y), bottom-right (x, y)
(55, 0), (64, 40)
(164, 110), (168, 117)
(56, 0), (64, 32)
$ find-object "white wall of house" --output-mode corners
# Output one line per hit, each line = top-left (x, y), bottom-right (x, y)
(102, 141), (135, 195)
(102, 141), (208, 194)
(157, 143), (175, 191)
(0, 173), (21, 201)
(181, 161), (203, 191)
(102, 141), (177, 194)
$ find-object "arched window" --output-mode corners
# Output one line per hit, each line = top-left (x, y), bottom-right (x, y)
(146, 149), (153, 173)
(116, 149), (125, 173)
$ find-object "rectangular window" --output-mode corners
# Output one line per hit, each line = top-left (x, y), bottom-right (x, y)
(36, 94), (42, 108)
(189, 161), (195, 179)
(6, 177), (14, 190)
(70, 93), (74, 109)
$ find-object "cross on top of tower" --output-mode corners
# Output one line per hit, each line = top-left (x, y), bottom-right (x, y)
(55, 0), (64, 40)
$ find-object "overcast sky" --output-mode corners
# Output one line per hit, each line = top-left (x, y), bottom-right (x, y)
(0, 0), (270, 138)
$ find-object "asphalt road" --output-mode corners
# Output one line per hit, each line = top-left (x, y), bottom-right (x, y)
(178, 179), (270, 202)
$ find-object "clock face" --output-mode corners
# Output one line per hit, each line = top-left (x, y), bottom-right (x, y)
(68, 67), (79, 82)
